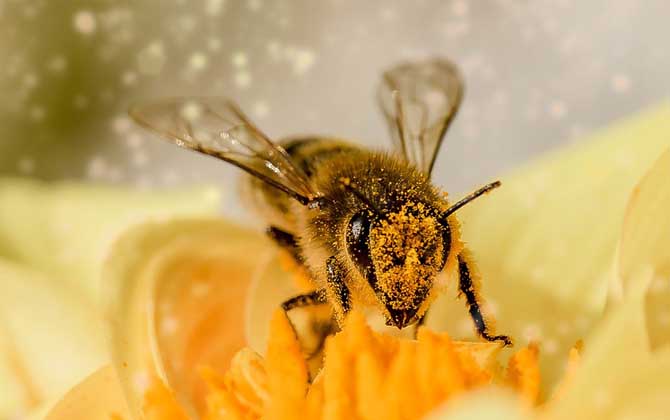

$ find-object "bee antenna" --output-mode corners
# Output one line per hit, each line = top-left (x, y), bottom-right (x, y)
(442, 180), (501, 219)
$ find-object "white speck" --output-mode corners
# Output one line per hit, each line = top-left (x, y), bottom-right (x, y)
(610, 74), (631, 93)
(247, 0), (262, 12)
(461, 123), (480, 139)
(232, 51), (248, 68)
(73, 10), (97, 35)
(235, 70), (252, 88)
(444, 20), (470, 39)
(556, 321), (572, 336)
(253, 100), (269, 118)
(452, 0), (469, 17)
(99, 88), (114, 103)
(48, 56), (67, 73)
(657, 310), (670, 327)
(380, 8), (397, 21)
(267, 40), (281, 60)
(191, 282), (211, 298)
(189, 51), (208, 71)
(125, 133), (144, 149)
(112, 116), (131, 133)
(17, 157), (35, 174)
(178, 15), (197, 33)
(593, 389), (611, 409)
(107, 166), (123, 182)
(543, 338), (558, 355)
(135, 175), (153, 189)
(23, 73), (39, 89)
(132, 150), (149, 167)
(288, 47), (316, 75)
(161, 317), (179, 336)
(162, 170), (180, 185)
(87, 156), (107, 179)
(548, 100), (567, 120)
(205, 0), (226, 16)
(122, 71), (138, 86)
(650, 275), (669, 294)
(131, 372), (150, 393)
(73, 95), (89, 109)
(137, 41), (166, 76)
(180, 101), (202, 121)
(522, 323), (543, 341)
(29, 106), (45, 121)
(203, 187), (221, 203)
(456, 317), (473, 337)
(208, 37), (221, 51)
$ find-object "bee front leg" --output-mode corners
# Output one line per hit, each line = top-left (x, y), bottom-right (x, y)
(266, 226), (303, 263)
(326, 256), (351, 318)
(457, 252), (513, 346)
(413, 311), (428, 339)
(281, 289), (327, 311)
(281, 289), (333, 361)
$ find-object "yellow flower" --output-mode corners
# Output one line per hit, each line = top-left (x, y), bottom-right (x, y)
(198, 309), (546, 420)
(0, 180), (221, 418)
(42, 103), (670, 420)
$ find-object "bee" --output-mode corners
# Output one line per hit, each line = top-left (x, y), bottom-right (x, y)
(130, 58), (511, 346)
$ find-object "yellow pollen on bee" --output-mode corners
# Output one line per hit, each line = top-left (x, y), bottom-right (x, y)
(368, 202), (443, 310)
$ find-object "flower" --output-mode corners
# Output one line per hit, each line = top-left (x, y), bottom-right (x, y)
(41, 103), (670, 420)
(0, 180), (221, 419)
(197, 310), (546, 420)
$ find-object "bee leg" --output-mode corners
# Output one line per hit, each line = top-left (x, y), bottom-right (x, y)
(266, 226), (302, 263)
(281, 289), (327, 311)
(281, 289), (336, 363)
(413, 311), (428, 339)
(326, 256), (351, 315)
(457, 252), (513, 347)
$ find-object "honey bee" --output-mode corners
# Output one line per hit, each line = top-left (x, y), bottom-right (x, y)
(130, 58), (511, 346)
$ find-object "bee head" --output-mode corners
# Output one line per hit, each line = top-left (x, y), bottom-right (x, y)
(346, 202), (450, 329)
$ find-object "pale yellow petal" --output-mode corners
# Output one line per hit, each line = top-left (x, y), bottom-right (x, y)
(245, 253), (302, 354)
(541, 270), (652, 420)
(617, 147), (670, 348)
(0, 177), (221, 300)
(45, 365), (130, 420)
(428, 103), (670, 389)
(425, 388), (533, 420)
(103, 217), (264, 418)
(0, 258), (105, 419)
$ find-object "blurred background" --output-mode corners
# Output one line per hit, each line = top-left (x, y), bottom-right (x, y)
(2, 0), (669, 213)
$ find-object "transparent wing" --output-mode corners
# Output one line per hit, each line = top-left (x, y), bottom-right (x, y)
(378, 58), (464, 175)
(130, 97), (318, 204)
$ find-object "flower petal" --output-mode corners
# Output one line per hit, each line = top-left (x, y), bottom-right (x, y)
(541, 270), (657, 419)
(0, 177), (221, 300)
(44, 365), (130, 420)
(103, 217), (264, 418)
(425, 388), (533, 420)
(0, 258), (105, 419)
(428, 103), (670, 389)
(245, 253), (301, 354)
(617, 147), (670, 348)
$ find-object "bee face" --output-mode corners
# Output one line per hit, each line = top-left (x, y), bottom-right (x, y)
(346, 201), (450, 328)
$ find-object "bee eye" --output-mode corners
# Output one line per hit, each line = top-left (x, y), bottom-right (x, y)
(346, 212), (373, 273)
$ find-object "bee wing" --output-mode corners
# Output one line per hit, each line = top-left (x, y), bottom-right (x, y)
(378, 59), (464, 175)
(130, 97), (318, 204)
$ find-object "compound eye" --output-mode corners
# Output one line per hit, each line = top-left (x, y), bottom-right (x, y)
(346, 212), (372, 273)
